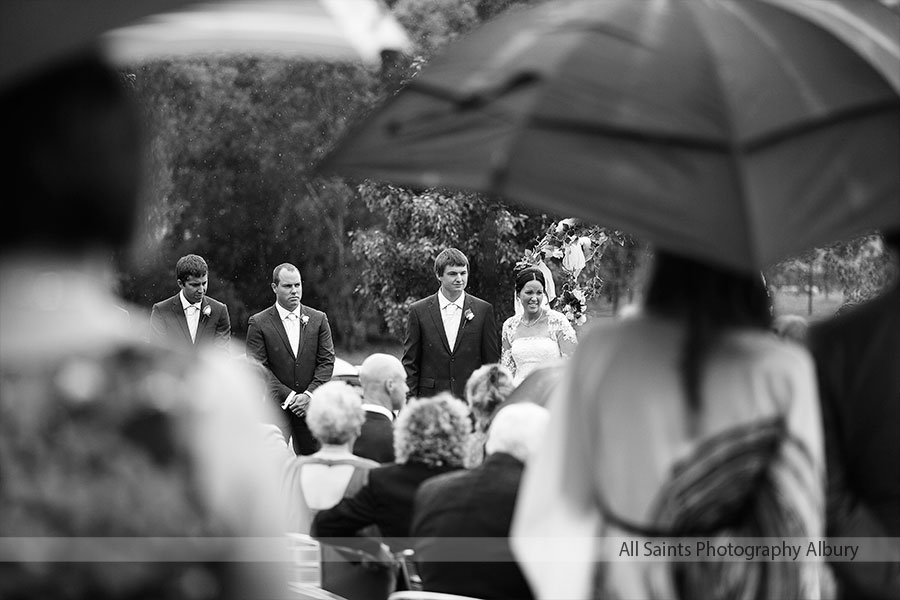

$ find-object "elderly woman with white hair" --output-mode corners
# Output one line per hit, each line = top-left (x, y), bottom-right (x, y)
(282, 381), (379, 533)
(312, 393), (471, 552)
(464, 363), (516, 466)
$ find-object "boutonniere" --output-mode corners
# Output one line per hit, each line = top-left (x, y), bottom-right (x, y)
(300, 314), (310, 326)
(202, 305), (212, 318)
(464, 309), (474, 322)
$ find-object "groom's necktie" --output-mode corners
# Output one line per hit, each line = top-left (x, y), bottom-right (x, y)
(443, 302), (461, 350)
(185, 304), (201, 343)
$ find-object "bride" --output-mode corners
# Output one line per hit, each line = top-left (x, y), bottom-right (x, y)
(501, 267), (577, 384)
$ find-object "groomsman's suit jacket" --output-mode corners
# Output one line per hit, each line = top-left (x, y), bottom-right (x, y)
(352, 405), (395, 464)
(246, 303), (335, 455)
(403, 292), (500, 399)
(149, 293), (231, 351)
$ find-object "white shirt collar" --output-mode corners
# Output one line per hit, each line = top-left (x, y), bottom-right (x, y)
(180, 290), (201, 310)
(362, 403), (395, 421)
(275, 302), (301, 321)
(438, 289), (465, 310)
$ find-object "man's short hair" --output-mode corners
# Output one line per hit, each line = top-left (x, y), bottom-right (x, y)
(485, 403), (550, 463)
(272, 263), (299, 285)
(433, 248), (469, 278)
(176, 254), (208, 282)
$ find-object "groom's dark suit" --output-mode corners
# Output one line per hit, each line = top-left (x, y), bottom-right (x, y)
(403, 292), (499, 399)
(246, 303), (335, 455)
(149, 293), (231, 351)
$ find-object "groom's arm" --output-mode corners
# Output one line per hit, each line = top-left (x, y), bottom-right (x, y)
(402, 306), (422, 398)
(481, 302), (500, 364)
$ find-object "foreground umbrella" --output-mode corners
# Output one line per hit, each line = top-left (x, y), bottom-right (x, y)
(1, 0), (410, 89)
(102, 0), (411, 67)
(319, 0), (900, 271)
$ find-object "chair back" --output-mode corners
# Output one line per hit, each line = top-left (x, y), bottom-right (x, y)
(286, 533), (322, 587)
(321, 541), (399, 600)
(388, 592), (487, 600)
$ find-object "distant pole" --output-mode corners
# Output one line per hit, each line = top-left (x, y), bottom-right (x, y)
(807, 257), (814, 316)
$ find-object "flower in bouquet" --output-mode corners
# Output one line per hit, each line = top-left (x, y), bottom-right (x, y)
(554, 288), (588, 327)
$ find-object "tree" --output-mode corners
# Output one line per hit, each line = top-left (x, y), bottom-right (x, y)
(119, 57), (385, 348)
(351, 183), (538, 338)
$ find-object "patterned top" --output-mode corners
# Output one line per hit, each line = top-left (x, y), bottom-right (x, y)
(501, 309), (577, 384)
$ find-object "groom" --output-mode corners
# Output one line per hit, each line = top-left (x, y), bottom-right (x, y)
(403, 248), (500, 399)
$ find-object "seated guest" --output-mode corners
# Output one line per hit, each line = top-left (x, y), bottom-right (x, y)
(283, 381), (379, 533)
(353, 353), (408, 463)
(411, 403), (550, 599)
(464, 363), (515, 466)
(312, 393), (470, 552)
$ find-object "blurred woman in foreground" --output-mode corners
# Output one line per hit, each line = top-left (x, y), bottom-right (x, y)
(512, 251), (828, 600)
(0, 51), (288, 599)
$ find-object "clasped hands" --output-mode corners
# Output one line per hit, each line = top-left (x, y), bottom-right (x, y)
(283, 391), (311, 417)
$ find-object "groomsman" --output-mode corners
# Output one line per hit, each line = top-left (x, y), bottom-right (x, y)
(246, 263), (335, 455)
(149, 254), (231, 352)
(403, 248), (500, 399)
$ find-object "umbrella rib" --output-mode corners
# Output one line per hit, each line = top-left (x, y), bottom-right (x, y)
(743, 100), (900, 154)
(689, 0), (760, 269)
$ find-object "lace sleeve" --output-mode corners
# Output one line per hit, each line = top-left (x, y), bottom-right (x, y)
(549, 310), (578, 357)
(500, 317), (517, 375)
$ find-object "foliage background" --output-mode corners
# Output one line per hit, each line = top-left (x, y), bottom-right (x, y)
(117, 0), (896, 351)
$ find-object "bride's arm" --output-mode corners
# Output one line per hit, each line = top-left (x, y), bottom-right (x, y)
(500, 318), (516, 375)
(550, 311), (579, 358)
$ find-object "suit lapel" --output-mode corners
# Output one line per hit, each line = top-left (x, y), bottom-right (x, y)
(171, 295), (192, 345)
(428, 294), (452, 354)
(195, 298), (211, 343)
(297, 304), (308, 359)
(452, 296), (473, 353)
(270, 305), (295, 358)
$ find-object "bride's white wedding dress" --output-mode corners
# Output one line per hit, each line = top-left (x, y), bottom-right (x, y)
(501, 309), (577, 385)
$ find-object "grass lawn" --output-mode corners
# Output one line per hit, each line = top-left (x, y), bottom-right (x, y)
(772, 290), (844, 322)
(336, 290), (847, 363)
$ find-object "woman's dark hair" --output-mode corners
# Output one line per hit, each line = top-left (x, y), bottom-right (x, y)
(515, 266), (546, 294)
(0, 51), (143, 254)
(644, 251), (772, 413)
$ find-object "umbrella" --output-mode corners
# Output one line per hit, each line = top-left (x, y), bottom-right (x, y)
(318, 0), (900, 271)
(1, 0), (410, 89)
(102, 0), (411, 67)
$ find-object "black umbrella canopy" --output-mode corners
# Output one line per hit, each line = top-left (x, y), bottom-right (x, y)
(320, 0), (900, 271)
(0, 0), (194, 89)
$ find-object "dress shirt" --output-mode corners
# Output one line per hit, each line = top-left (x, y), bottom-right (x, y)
(438, 290), (465, 351)
(361, 403), (395, 421)
(180, 291), (201, 343)
(275, 302), (301, 356)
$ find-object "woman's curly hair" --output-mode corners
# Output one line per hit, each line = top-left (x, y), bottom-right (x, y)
(393, 393), (471, 468)
(465, 363), (515, 432)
